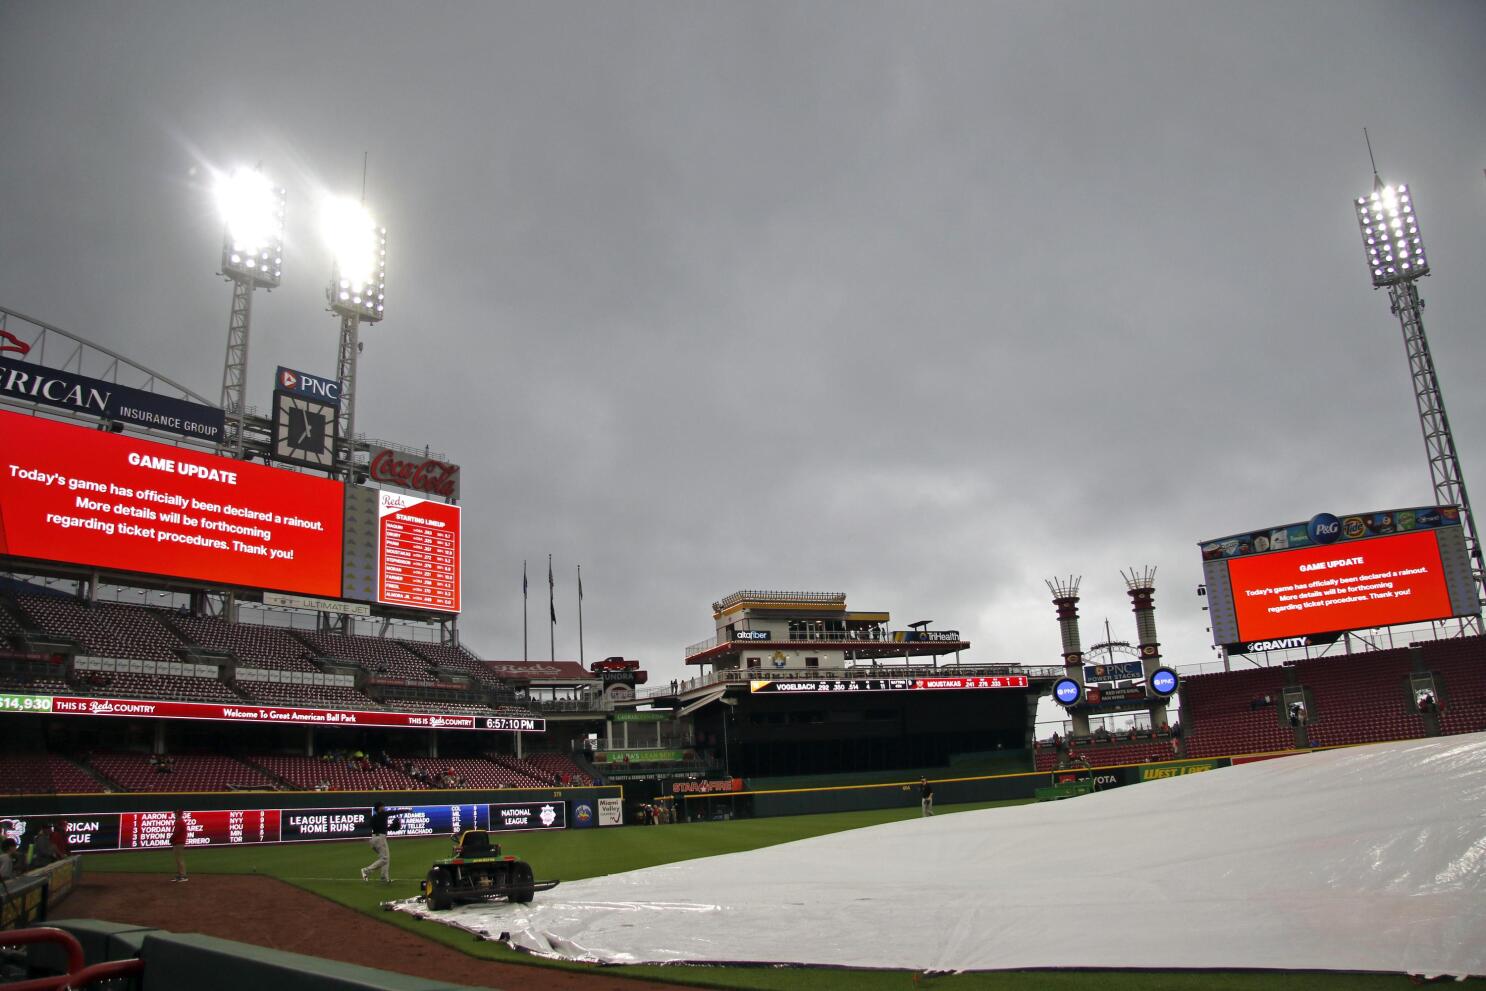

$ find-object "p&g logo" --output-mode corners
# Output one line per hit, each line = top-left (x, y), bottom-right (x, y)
(1307, 513), (1341, 545)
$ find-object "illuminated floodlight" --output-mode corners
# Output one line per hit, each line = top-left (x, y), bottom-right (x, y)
(1354, 182), (1428, 288)
(322, 196), (387, 321)
(215, 168), (285, 288)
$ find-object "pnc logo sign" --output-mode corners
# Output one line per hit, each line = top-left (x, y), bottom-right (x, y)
(1307, 513), (1341, 545)
(276, 366), (341, 405)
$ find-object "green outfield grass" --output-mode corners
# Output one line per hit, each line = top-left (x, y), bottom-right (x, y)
(83, 800), (1478, 991)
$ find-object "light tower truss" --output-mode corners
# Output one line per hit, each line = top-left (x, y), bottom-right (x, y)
(0, 305), (215, 422)
(1387, 279), (1485, 605)
(1354, 177), (1486, 615)
(219, 278), (253, 454)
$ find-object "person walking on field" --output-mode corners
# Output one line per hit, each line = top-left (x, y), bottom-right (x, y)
(920, 777), (934, 817)
(361, 803), (399, 883)
(169, 810), (188, 882)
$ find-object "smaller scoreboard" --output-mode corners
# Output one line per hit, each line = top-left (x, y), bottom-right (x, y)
(377, 492), (460, 613)
(1, 801), (568, 854)
(750, 675), (1028, 694)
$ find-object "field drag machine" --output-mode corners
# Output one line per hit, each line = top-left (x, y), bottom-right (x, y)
(420, 829), (560, 910)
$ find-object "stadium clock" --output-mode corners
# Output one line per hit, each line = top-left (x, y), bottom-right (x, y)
(1052, 678), (1082, 707)
(1148, 667), (1179, 698)
(272, 392), (337, 469)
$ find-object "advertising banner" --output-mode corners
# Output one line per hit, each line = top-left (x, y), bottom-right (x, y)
(0, 356), (225, 443)
(570, 800), (597, 829)
(1084, 685), (1148, 705)
(0, 409), (344, 597)
(892, 630), (963, 643)
(262, 591), (370, 617)
(0, 693), (545, 733)
(1083, 661), (1145, 683)
(611, 711), (668, 723)
(367, 446), (460, 501)
(377, 491), (461, 613)
(490, 801), (566, 832)
(671, 777), (744, 794)
(597, 749), (686, 764)
(0, 800), (563, 853)
(1139, 760), (1221, 781)
(596, 797), (623, 826)
(275, 366), (341, 407)
(748, 675), (1028, 694)
(1201, 506), (1460, 562)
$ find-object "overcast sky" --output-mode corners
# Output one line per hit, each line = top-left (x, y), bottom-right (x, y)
(2, 2), (1485, 687)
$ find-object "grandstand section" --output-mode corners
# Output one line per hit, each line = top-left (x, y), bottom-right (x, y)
(1417, 636), (1486, 736)
(0, 753), (101, 793)
(86, 752), (276, 793)
(250, 755), (423, 791)
(1033, 733), (1175, 771)
(1180, 665), (1295, 758)
(169, 613), (320, 672)
(298, 631), (435, 681)
(13, 595), (189, 662)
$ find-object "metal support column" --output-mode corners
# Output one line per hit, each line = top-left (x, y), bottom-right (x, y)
(335, 311), (361, 478)
(220, 278), (252, 457)
(1389, 280), (1485, 616)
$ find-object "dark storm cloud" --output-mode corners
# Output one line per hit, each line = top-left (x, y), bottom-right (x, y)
(2, 1), (1484, 684)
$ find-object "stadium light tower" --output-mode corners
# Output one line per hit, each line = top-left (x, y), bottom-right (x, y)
(1354, 168), (1486, 609)
(321, 195), (386, 478)
(215, 168), (286, 456)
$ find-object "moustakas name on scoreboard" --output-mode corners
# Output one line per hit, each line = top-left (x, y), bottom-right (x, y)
(750, 675), (1028, 693)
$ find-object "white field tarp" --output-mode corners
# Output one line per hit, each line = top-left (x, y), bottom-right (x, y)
(395, 734), (1486, 976)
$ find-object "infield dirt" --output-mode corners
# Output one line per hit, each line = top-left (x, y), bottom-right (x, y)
(59, 872), (682, 991)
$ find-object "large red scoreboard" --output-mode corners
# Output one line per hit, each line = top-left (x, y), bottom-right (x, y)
(0, 410), (464, 613)
(0, 409), (343, 597)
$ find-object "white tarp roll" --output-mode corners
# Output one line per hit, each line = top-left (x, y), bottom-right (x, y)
(394, 733), (1486, 976)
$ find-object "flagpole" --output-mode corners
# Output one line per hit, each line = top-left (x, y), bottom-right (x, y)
(548, 553), (555, 662)
(577, 564), (585, 666)
(522, 560), (528, 661)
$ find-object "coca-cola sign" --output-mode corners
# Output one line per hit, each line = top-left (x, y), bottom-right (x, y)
(367, 446), (460, 500)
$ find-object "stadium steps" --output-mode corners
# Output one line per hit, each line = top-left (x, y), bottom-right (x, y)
(237, 756), (298, 791)
(74, 757), (127, 794)
(2, 593), (83, 654)
(152, 609), (235, 664)
(569, 748), (602, 782)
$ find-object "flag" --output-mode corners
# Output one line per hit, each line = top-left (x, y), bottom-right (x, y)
(522, 561), (528, 600)
(0, 330), (30, 356)
(548, 556), (556, 624)
(578, 566), (583, 600)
